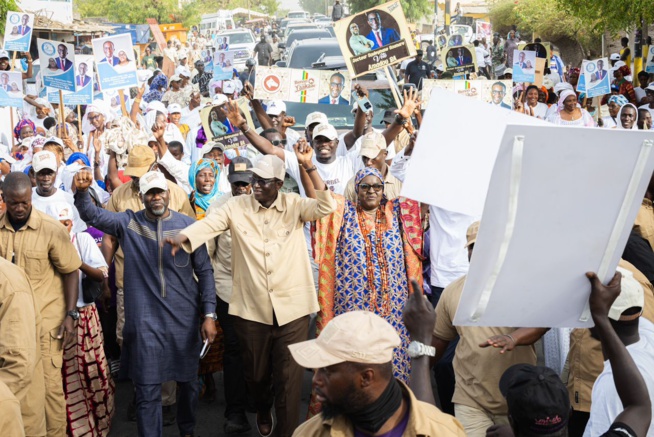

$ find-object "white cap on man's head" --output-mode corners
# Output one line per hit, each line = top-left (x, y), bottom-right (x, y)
(312, 123), (338, 141)
(32, 150), (58, 173)
(222, 80), (236, 94)
(359, 132), (387, 159)
(146, 100), (167, 115)
(0, 50), (9, 60)
(305, 111), (328, 127)
(609, 267), (645, 321)
(200, 141), (224, 157)
(44, 136), (64, 148)
(168, 103), (182, 114)
(265, 100), (286, 116)
(213, 94), (229, 106)
(139, 171), (169, 195)
(609, 53), (621, 61)
(251, 154), (285, 181)
(289, 311), (400, 369)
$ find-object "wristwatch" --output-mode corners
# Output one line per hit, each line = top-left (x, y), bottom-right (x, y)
(204, 312), (218, 321)
(407, 340), (436, 358)
(66, 310), (80, 321)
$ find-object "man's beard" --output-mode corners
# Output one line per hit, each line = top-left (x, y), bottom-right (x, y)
(150, 206), (166, 216)
(320, 382), (370, 421)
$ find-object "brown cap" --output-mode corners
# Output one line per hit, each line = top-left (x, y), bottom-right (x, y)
(359, 132), (387, 159)
(251, 154), (285, 181)
(124, 146), (156, 178)
(465, 221), (480, 248)
(289, 311), (400, 369)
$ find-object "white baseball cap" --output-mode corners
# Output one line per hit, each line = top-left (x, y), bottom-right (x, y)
(32, 150), (59, 173)
(200, 141), (225, 157)
(146, 100), (168, 115)
(223, 81), (236, 94)
(0, 50), (8, 60)
(168, 103), (182, 114)
(646, 83), (654, 93)
(609, 267), (645, 321)
(176, 66), (191, 78)
(613, 60), (626, 69)
(312, 123), (338, 141)
(213, 94), (229, 106)
(170, 74), (182, 82)
(265, 100), (286, 116)
(139, 171), (169, 195)
(609, 53), (620, 61)
(305, 111), (328, 128)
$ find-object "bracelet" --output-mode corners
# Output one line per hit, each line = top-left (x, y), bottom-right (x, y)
(504, 334), (516, 344)
(395, 114), (408, 125)
(305, 166), (317, 173)
(241, 125), (251, 134)
(134, 98), (142, 103)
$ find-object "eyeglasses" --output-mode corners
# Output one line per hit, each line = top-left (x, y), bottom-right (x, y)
(358, 183), (384, 192)
(233, 181), (251, 188)
(330, 82), (344, 87)
(270, 139), (287, 147)
(253, 177), (276, 186)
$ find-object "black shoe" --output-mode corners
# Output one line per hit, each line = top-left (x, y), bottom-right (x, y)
(224, 413), (252, 434)
(256, 408), (274, 437)
(163, 405), (176, 427)
(127, 400), (137, 422)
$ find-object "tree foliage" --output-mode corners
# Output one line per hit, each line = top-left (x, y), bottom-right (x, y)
(299, 0), (326, 16)
(348, 0), (431, 23)
(77, 0), (181, 23)
(0, 0), (20, 34)
(556, 0), (654, 34)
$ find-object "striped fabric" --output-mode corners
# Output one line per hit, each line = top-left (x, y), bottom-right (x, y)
(63, 304), (115, 437)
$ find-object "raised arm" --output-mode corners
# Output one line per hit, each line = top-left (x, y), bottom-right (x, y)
(73, 169), (126, 237)
(342, 84), (369, 149)
(131, 84), (145, 126)
(167, 199), (232, 255)
(224, 100), (284, 160)
(106, 151), (125, 190)
(294, 138), (325, 199)
(588, 271), (652, 437)
(381, 87), (420, 148)
(242, 82), (275, 131)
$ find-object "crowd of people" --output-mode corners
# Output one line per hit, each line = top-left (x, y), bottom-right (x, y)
(0, 8), (653, 437)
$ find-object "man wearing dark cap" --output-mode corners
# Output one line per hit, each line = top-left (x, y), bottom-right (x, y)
(204, 156), (253, 434)
(404, 50), (433, 90)
(168, 152), (336, 437)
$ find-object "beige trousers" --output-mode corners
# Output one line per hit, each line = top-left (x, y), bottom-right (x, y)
(455, 403), (510, 437)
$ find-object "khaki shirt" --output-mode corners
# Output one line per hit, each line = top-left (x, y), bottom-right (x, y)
(181, 190), (336, 326)
(392, 129), (411, 154)
(0, 209), (81, 331)
(634, 198), (654, 250)
(0, 381), (25, 437)
(433, 275), (537, 415)
(106, 180), (195, 289)
(567, 259), (654, 412)
(0, 256), (44, 437)
(343, 168), (403, 203)
(292, 381), (466, 437)
(205, 193), (234, 303)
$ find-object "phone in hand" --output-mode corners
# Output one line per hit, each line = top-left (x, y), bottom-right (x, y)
(351, 90), (372, 112)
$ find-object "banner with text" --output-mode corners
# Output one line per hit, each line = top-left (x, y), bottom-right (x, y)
(254, 66), (352, 105)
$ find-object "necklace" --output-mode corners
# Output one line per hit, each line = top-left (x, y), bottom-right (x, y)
(356, 205), (390, 316)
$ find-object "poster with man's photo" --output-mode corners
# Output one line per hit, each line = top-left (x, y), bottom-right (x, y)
(421, 79), (512, 109)
(512, 49), (536, 83)
(518, 42), (551, 61)
(47, 55), (94, 105)
(92, 33), (138, 91)
(37, 39), (76, 91)
(213, 50), (235, 80)
(254, 66), (351, 105)
(442, 45), (477, 74)
(4, 12), (34, 52)
(475, 21), (491, 40)
(334, 0), (416, 77)
(583, 57), (611, 98)
(0, 71), (24, 107)
(200, 97), (255, 149)
(646, 46), (654, 74)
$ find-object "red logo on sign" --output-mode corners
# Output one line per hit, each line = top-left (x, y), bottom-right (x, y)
(263, 75), (281, 92)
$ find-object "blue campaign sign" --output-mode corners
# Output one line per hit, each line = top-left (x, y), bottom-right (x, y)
(47, 56), (94, 105)
(584, 58), (610, 98)
(512, 50), (536, 83)
(3, 12), (34, 52)
(37, 39), (76, 92)
(0, 71), (25, 108)
(92, 34), (138, 92)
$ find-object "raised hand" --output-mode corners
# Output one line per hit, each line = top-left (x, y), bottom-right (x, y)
(294, 138), (314, 167)
(74, 168), (94, 192)
(224, 101), (246, 128)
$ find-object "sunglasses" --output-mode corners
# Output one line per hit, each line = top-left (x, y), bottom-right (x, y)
(253, 177), (276, 186)
(358, 183), (384, 192)
(270, 139), (287, 147)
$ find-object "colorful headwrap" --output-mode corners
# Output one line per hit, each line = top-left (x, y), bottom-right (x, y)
(608, 94), (629, 108)
(188, 158), (223, 213)
(66, 152), (91, 166)
(618, 65), (631, 77)
(13, 119), (36, 139)
(143, 74), (169, 103)
(354, 167), (384, 193)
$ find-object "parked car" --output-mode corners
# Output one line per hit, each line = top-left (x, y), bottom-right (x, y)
(216, 29), (256, 69)
(287, 10), (311, 20)
(278, 38), (341, 69)
(283, 22), (315, 40)
(281, 29), (333, 60)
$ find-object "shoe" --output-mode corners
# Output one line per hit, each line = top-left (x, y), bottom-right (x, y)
(127, 399), (137, 422)
(162, 405), (176, 427)
(256, 408), (274, 437)
(224, 413), (252, 434)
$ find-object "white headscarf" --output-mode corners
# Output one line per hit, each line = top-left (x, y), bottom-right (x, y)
(616, 103), (639, 130)
(82, 100), (115, 136)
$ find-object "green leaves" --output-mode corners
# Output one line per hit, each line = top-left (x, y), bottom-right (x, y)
(557, 0), (653, 33)
(0, 0), (20, 35)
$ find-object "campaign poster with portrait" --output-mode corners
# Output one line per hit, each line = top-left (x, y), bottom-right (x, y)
(421, 79), (512, 109)
(0, 71), (24, 108)
(646, 46), (654, 74)
(213, 50), (235, 80)
(92, 34), (138, 91)
(47, 55), (94, 105)
(334, 0), (416, 78)
(435, 34), (447, 50)
(215, 36), (230, 52)
(475, 21), (491, 40)
(583, 57), (611, 98)
(37, 39), (76, 92)
(442, 45), (477, 74)
(4, 12), (34, 52)
(200, 97), (255, 149)
(512, 49), (536, 83)
(446, 33), (464, 48)
(519, 42), (551, 61)
(254, 66), (351, 105)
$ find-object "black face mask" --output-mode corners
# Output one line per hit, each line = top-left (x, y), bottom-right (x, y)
(345, 378), (403, 434)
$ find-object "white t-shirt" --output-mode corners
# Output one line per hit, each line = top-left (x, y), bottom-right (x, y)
(31, 188), (87, 233)
(583, 318), (654, 437)
(336, 128), (397, 161)
(180, 106), (202, 129)
(283, 149), (362, 197)
(71, 232), (108, 308)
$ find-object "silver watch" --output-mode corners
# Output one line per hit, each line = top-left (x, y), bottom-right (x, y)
(407, 341), (436, 358)
(204, 312), (218, 321)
